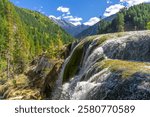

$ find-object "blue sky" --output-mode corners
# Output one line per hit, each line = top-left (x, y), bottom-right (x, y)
(10, 0), (150, 26)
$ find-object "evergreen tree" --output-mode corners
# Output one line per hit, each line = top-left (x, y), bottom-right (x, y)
(5, 1), (15, 78)
(56, 30), (63, 51)
(48, 41), (56, 59)
(116, 13), (125, 32)
(98, 20), (111, 34)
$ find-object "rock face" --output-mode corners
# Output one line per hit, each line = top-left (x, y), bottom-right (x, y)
(51, 30), (150, 100)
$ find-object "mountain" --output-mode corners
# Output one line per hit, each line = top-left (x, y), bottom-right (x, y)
(76, 14), (116, 39)
(0, 0), (74, 74)
(77, 3), (150, 39)
(50, 17), (89, 37)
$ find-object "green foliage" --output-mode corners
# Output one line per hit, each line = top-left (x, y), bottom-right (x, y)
(98, 3), (150, 34)
(0, 0), (74, 75)
(98, 20), (111, 34)
(147, 22), (150, 30)
(116, 13), (125, 32)
(47, 41), (57, 59)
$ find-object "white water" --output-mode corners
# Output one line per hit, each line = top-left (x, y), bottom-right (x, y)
(52, 36), (129, 100)
(50, 31), (150, 100)
(71, 81), (100, 100)
(52, 39), (108, 100)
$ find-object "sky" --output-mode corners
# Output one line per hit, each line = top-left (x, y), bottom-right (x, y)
(10, 0), (150, 26)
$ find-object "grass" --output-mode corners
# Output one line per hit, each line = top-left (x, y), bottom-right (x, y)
(6, 88), (42, 100)
(0, 74), (42, 100)
(97, 35), (109, 45)
(6, 74), (29, 87)
(99, 59), (150, 78)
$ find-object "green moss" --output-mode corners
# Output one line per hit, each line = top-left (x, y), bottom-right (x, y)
(97, 35), (109, 45)
(115, 32), (125, 37)
(63, 43), (84, 82)
(99, 59), (150, 78)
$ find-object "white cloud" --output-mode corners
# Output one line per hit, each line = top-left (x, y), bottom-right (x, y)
(50, 6), (83, 26)
(57, 6), (70, 14)
(67, 12), (71, 15)
(120, 0), (150, 6)
(49, 14), (83, 26)
(83, 17), (100, 26)
(49, 15), (61, 20)
(69, 17), (83, 22)
(70, 22), (82, 26)
(104, 0), (150, 17)
(62, 15), (83, 26)
(67, 16), (83, 26)
(63, 15), (74, 19)
(103, 4), (125, 17)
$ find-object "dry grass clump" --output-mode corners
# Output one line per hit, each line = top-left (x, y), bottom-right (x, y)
(6, 88), (42, 100)
(6, 74), (29, 88)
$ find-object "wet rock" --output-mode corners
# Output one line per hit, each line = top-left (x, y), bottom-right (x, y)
(57, 31), (150, 100)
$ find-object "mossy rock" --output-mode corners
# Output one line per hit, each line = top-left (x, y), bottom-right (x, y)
(42, 60), (63, 98)
(63, 44), (84, 82)
(62, 39), (93, 82)
(99, 59), (150, 78)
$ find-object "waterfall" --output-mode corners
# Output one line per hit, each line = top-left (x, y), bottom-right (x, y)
(52, 38), (108, 100)
(50, 31), (150, 100)
(50, 42), (83, 99)
(50, 57), (70, 99)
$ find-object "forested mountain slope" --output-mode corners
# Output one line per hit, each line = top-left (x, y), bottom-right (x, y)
(77, 3), (150, 39)
(0, 0), (74, 75)
(98, 3), (150, 34)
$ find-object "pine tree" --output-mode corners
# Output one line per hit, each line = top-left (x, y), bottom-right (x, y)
(5, 1), (15, 78)
(57, 30), (63, 51)
(48, 41), (56, 59)
(98, 20), (110, 34)
(35, 39), (42, 56)
(116, 13), (125, 32)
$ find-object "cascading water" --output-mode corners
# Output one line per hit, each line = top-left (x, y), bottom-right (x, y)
(51, 31), (150, 100)
(52, 38), (107, 100)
